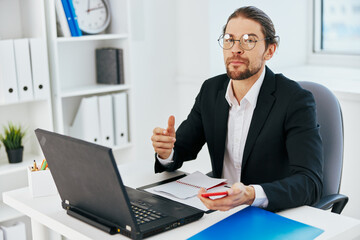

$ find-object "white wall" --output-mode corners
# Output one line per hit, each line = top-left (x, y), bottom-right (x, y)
(336, 93), (360, 219)
(130, 0), (178, 162)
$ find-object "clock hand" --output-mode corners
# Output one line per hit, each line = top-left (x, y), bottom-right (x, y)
(87, 6), (105, 13)
(87, 0), (91, 14)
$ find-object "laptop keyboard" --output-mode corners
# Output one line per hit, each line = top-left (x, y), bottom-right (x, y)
(131, 201), (167, 225)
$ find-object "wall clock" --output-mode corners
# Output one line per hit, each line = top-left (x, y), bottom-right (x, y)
(72, 0), (111, 34)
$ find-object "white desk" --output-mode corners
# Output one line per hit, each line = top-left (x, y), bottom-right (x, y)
(3, 161), (360, 240)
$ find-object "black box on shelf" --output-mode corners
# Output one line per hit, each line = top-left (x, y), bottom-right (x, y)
(96, 48), (125, 85)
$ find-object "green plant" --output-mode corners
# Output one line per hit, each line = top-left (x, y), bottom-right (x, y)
(0, 123), (26, 150)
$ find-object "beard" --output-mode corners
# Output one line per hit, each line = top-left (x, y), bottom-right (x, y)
(226, 57), (263, 80)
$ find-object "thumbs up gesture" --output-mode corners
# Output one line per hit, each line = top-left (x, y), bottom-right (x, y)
(151, 116), (176, 159)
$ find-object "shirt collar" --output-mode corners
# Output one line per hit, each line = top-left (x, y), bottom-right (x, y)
(225, 67), (266, 108)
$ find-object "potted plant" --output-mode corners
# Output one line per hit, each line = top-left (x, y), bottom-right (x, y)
(0, 123), (26, 164)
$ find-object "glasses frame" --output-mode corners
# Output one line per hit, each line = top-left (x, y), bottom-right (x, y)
(217, 33), (271, 51)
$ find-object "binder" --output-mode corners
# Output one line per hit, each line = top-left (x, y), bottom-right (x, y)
(96, 48), (125, 85)
(61, 0), (77, 36)
(112, 92), (129, 146)
(29, 38), (51, 100)
(54, 0), (71, 37)
(98, 95), (115, 147)
(69, 96), (101, 144)
(14, 38), (34, 101)
(0, 40), (19, 104)
(67, 0), (82, 36)
(188, 206), (324, 240)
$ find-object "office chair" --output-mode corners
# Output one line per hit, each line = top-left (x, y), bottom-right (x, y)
(299, 81), (348, 214)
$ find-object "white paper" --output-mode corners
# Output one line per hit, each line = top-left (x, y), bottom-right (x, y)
(147, 185), (229, 211)
(153, 171), (226, 199)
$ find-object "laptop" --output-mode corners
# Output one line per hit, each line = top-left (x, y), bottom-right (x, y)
(35, 129), (204, 239)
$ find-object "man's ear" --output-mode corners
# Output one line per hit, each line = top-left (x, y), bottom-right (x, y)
(264, 44), (276, 60)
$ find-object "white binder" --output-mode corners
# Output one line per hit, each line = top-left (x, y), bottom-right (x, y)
(14, 38), (34, 101)
(69, 96), (101, 144)
(113, 92), (129, 146)
(98, 95), (115, 147)
(0, 222), (26, 240)
(0, 40), (19, 104)
(29, 38), (50, 100)
(54, 0), (71, 37)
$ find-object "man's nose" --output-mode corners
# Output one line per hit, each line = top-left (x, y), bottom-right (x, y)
(232, 40), (244, 55)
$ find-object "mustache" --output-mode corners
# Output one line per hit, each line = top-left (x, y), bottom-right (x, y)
(226, 56), (249, 65)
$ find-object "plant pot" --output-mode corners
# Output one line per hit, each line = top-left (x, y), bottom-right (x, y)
(6, 146), (24, 164)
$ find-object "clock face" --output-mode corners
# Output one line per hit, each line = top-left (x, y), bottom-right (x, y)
(72, 0), (111, 34)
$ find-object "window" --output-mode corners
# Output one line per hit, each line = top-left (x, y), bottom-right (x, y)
(314, 0), (360, 55)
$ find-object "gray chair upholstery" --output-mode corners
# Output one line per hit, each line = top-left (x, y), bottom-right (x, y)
(298, 81), (348, 214)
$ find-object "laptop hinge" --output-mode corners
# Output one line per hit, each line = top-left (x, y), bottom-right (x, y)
(67, 207), (119, 235)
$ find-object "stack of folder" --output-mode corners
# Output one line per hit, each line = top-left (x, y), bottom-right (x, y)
(69, 92), (129, 147)
(0, 38), (50, 104)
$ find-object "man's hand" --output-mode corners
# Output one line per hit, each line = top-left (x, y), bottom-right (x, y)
(197, 182), (255, 211)
(151, 115), (176, 159)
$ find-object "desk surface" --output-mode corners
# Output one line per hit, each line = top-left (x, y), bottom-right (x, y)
(3, 160), (360, 240)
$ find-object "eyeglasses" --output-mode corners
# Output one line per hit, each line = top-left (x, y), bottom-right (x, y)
(218, 33), (270, 51)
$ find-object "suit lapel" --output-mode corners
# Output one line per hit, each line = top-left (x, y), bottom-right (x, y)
(213, 78), (230, 178)
(242, 66), (276, 169)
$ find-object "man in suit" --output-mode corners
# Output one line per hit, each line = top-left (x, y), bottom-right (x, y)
(151, 6), (323, 212)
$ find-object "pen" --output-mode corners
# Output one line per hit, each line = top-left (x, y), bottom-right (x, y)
(40, 159), (47, 170)
(201, 191), (228, 198)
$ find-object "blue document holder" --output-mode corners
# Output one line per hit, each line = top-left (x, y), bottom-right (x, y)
(188, 206), (324, 240)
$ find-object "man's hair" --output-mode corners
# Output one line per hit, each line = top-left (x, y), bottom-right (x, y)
(223, 6), (279, 49)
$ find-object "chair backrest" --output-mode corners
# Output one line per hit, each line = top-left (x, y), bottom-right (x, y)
(298, 81), (344, 197)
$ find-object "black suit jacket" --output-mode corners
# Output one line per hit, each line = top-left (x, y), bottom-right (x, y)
(155, 66), (323, 212)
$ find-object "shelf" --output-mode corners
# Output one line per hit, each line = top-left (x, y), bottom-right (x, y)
(0, 98), (49, 107)
(57, 33), (129, 43)
(0, 154), (42, 176)
(0, 202), (23, 222)
(61, 84), (131, 98)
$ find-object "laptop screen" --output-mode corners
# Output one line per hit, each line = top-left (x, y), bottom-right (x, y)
(35, 128), (138, 232)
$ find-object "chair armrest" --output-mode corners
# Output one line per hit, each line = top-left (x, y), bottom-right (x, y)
(312, 194), (348, 214)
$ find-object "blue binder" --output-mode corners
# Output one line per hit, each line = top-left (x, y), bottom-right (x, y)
(60, 0), (76, 36)
(188, 206), (324, 240)
(67, 0), (82, 36)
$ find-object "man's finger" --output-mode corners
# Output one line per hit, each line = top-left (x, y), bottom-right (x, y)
(167, 115), (175, 135)
(153, 127), (166, 135)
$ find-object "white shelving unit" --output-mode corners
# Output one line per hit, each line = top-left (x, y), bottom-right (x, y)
(44, 0), (134, 162)
(0, 0), (53, 229)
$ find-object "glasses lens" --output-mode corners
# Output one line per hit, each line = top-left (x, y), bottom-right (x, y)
(240, 34), (256, 50)
(218, 34), (233, 49)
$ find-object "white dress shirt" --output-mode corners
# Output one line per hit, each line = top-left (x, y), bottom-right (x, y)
(158, 67), (268, 208)
(222, 67), (268, 208)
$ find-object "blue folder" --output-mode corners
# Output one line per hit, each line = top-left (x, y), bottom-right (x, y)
(188, 206), (324, 240)
(61, 0), (77, 36)
(67, 0), (82, 36)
